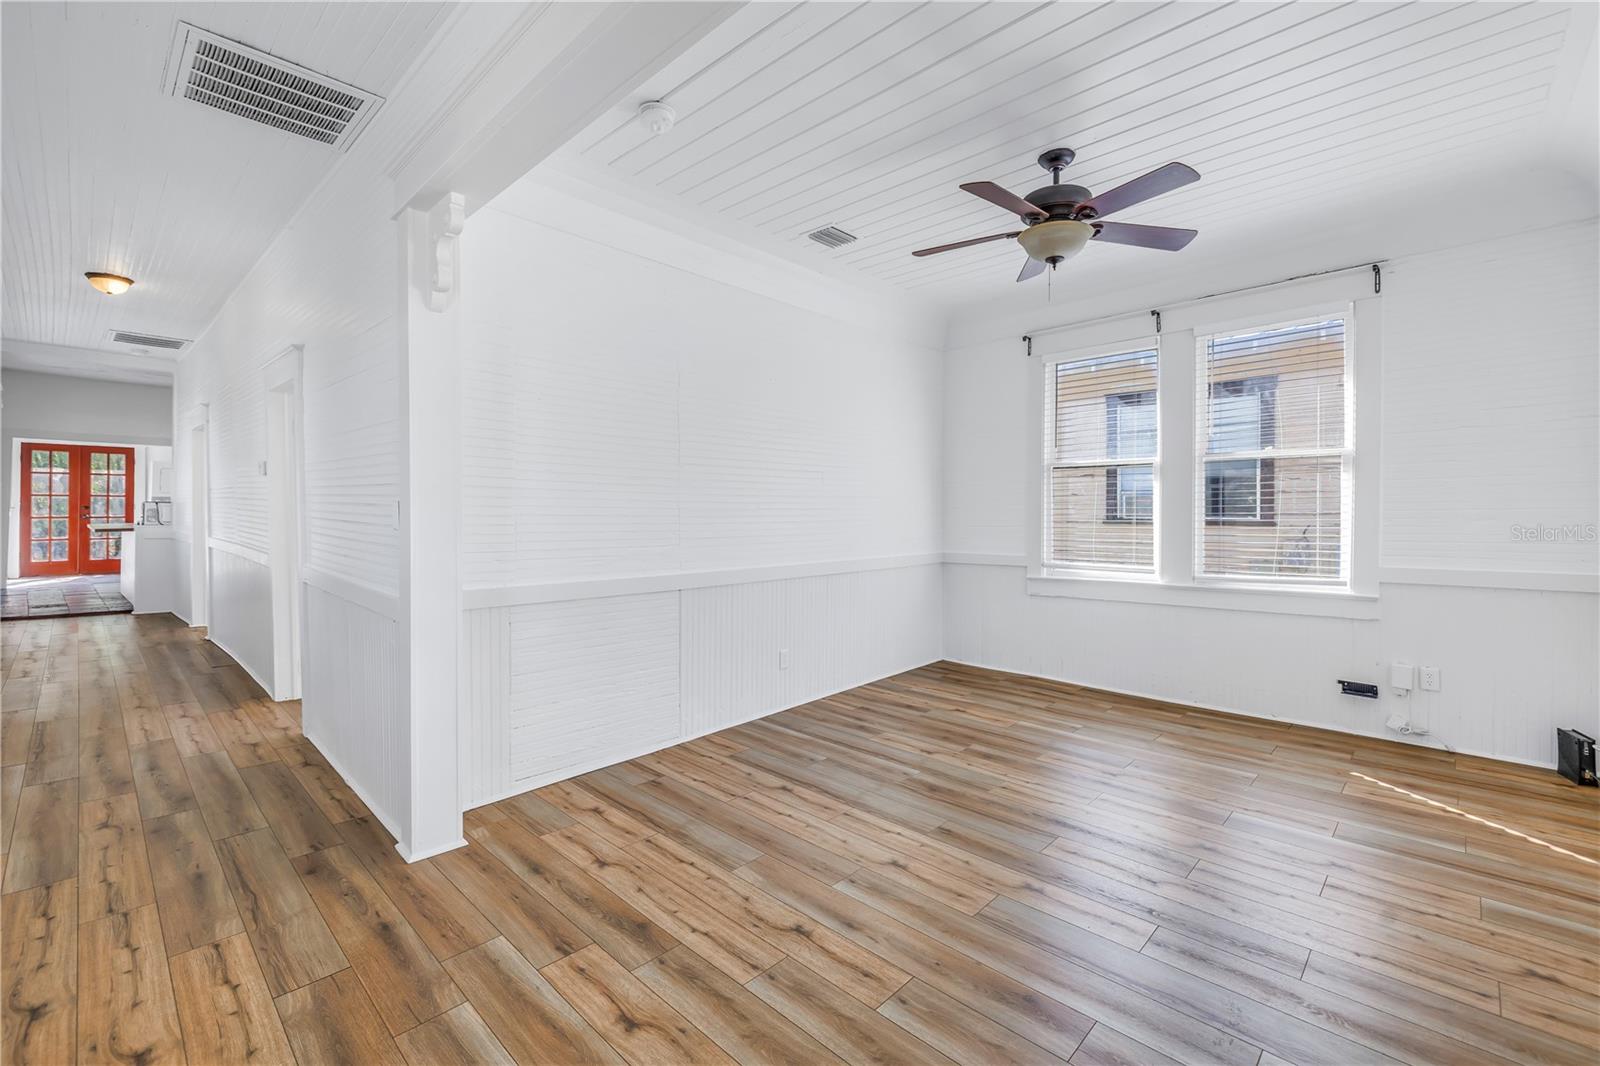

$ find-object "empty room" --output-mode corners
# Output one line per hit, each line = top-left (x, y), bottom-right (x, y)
(2, 2), (1597, 1065)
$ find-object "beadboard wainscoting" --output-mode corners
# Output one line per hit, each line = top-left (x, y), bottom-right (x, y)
(205, 538), (274, 692)
(302, 576), (408, 839)
(459, 561), (943, 808)
(944, 560), (1598, 768)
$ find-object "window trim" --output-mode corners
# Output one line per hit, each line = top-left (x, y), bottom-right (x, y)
(1036, 339), (1161, 577)
(1026, 276), (1381, 610)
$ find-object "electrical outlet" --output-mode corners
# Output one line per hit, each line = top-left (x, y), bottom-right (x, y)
(1419, 666), (1440, 692)
(778, 648), (790, 670)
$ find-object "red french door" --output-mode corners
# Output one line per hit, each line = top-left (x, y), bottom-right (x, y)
(19, 444), (135, 577)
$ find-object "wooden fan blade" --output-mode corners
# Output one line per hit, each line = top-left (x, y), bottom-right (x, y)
(1017, 256), (1045, 282)
(1090, 221), (1197, 251)
(1078, 162), (1199, 219)
(960, 181), (1046, 220)
(911, 231), (1021, 257)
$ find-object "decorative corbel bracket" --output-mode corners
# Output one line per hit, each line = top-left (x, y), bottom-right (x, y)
(426, 192), (466, 312)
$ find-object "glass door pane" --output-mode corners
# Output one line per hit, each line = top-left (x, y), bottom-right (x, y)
(20, 444), (74, 576)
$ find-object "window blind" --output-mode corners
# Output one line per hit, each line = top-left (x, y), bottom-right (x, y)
(1045, 346), (1158, 571)
(1195, 317), (1348, 582)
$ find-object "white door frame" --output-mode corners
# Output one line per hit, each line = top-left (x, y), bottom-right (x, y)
(263, 346), (305, 701)
(185, 404), (210, 628)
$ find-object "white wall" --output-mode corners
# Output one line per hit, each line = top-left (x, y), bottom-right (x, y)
(170, 136), (409, 834)
(455, 179), (945, 806)
(942, 221), (1599, 767)
(1, 368), (173, 578)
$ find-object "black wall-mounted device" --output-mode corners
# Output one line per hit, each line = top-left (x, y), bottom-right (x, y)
(1338, 680), (1379, 699)
(1557, 728), (1597, 787)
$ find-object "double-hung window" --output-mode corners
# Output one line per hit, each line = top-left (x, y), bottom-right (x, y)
(1196, 318), (1348, 583)
(1035, 299), (1363, 603)
(1043, 346), (1158, 573)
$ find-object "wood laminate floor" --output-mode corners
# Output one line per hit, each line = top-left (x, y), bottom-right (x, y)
(3, 612), (1597, 1065)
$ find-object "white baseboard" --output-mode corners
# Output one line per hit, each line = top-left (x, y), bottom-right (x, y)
(395, 836), (469, 863)
(302, 727), (409, 849)
(200, 630), (275, 702)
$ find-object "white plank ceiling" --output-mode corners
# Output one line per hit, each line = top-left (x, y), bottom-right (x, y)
(1, 1), (449, 383)
(560, 0), (1599, 313)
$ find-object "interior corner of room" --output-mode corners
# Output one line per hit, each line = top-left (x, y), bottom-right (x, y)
(2, 3), (1596, 1064)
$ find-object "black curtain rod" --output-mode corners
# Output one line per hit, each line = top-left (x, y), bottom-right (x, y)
(1022, 259), (1385, 350)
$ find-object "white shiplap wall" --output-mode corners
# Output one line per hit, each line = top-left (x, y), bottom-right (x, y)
(456, 180), (945, 806)
(941, 220), (1600, 767)
(302, 317), (402, 597)
(459, 187), (942, 587)
(1382, 225), (1600, 575)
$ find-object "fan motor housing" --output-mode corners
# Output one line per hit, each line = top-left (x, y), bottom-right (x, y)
(1026, 183), (1091, 217)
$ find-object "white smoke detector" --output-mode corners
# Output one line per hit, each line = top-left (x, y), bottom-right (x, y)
(637, 100), (676, 136)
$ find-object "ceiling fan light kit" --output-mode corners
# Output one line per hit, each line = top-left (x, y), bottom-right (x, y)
(1016, 219), (1093, 265)
(913, 147), (1201, 282)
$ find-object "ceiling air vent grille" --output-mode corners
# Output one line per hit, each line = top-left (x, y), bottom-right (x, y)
(109, 330), (190, 351)
(163, 22), (383, 151)
(807, 226), (857, 249)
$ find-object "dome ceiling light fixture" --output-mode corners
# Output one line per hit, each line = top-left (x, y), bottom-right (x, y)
(912, 147), (1201, 282)
(85, 272), (135, 296)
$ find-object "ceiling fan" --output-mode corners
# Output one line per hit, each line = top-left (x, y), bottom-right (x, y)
(912, 148), (1200, 281)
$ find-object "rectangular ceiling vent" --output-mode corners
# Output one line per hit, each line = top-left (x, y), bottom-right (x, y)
(163, 22), (383, 151)
(807, 225), (857, 249)
(108, 330), (190, 351)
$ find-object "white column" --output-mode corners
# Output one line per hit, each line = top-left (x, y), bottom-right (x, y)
(396, 193), (465, 861)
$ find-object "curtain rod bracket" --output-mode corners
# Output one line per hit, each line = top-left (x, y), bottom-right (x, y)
(1150, 310), (1162, 334)
(1024, 335), (1033, 358)
(1372, 264), (1381, 294)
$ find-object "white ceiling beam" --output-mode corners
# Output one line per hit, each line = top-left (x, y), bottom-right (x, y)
(392, 1), (743, 218)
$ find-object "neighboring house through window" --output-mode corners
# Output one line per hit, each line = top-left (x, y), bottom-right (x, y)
(1204, 376), (1276, 522)
(1104, 391), (1155, 521)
